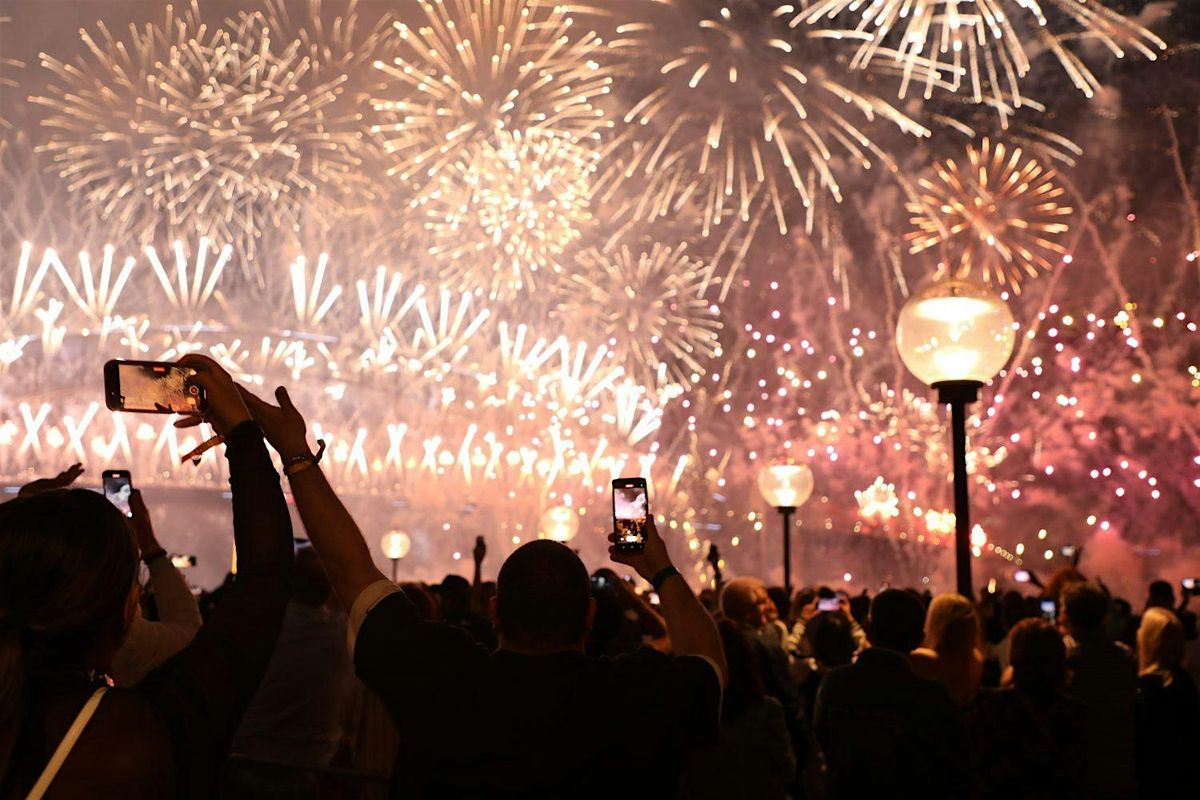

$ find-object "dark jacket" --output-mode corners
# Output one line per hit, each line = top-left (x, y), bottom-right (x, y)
(814, 647), (968, 799)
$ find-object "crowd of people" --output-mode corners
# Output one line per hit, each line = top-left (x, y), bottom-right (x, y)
(2, 355), (1198, 798)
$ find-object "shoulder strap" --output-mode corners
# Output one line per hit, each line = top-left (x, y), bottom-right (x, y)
(26, 687), (108, 800)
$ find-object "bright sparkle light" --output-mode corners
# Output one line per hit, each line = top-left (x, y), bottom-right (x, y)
(795, 0), (1166, 111)
(594, 0), (930, 235)
(32, 2), (364, 265)
(565, 240), (721, 389)
(907, 138), (1073, 293)
(368, 0), (612, 190)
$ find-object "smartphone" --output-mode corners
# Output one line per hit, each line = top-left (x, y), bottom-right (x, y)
(104, 359), (205, 414)
(612, 477), (649, 553)
(1040, 598), (1057, 622)
(1014, 569), (1031, 583)
(647, 591), (660, 606)
(170, 554), (197, 568)
(1060, 545), (1077, 559)
(102, 469), (133, 517)
(817, 597), (840, 612)
(1183, 578), (1199, 595)
(590, 575), (608, 592)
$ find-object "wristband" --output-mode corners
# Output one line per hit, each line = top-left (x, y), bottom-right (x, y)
(283, 439), (327, 477)
(141, 548), (167, 566)
(649, 566), (681, 593)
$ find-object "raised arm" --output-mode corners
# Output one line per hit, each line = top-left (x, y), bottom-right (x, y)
(138, 355), (293, 784)
(610, 518), (728, 685)
(237, 385), (386, 609)
(111, 490), (203, 686)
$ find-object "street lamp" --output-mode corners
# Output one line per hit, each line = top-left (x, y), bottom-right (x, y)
(380, 530), (411, 581)
(757, 459), (814, 594)
(539, 505), (579, 543)
(896, 277), (1015, 598)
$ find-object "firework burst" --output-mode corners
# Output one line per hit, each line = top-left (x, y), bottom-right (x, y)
(795, 0), (1166, 112)
(593, 0), (930, 235)
(368, 0), (613, 191)
(565, 239), (721, 388)
(32, 2), (362, 264)
(906, 138), (1073, 292)
(418, 129), (598, 298)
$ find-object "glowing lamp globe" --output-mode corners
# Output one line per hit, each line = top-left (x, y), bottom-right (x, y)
(380, 530), (411, 560)
(895, 278), (1015, 388)
(757, 460), (813, 510)
(539, 506), (579, 543)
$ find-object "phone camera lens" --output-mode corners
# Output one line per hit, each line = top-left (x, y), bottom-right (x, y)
(188, 385), (199, 395)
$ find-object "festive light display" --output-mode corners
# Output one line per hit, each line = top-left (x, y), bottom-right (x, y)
(566, 240), (722, 389)
(418, 129), (599, 298)
(795, 0), (1166, 113)
(906, 139), (1073, 292)
(32, 2), (363, 266)
(587, 0), (931, 235)
(368, 0), (612, 190)
(0, 0), (1196, 589)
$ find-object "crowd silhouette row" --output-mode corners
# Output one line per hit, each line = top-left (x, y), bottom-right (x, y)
(2, 356), (1198, 799)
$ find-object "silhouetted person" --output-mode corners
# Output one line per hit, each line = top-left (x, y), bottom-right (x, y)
(226, 545), (352, 796)
(0, 355), (293, 798)
(679, 620), (794, 800)
(1061, 582), (1137, 799)
(1135, 607), (1200, 798)
(814, 589), (967, 799)
(235, 383), (727, 798)
(911, 593), (984, 705)
(967, 619), (1086, 798)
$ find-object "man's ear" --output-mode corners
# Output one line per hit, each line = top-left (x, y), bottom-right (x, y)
(488, 594), (501, 635)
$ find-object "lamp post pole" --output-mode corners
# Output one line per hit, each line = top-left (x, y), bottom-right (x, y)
(936, 380), (982, 600)
(389, 556), (399, 582)
(778, 505), (795, 595)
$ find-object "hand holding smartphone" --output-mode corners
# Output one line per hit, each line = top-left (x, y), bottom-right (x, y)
(105, 360), (206, 414)
(612, 477), (649, 553)
(102, 469), (134, 517)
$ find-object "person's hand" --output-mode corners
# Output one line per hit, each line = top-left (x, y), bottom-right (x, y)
(128, 488), (160, 554)
(473, 536), (487, 565)
(799, 598), (819, 622)
(172, 354), (252, 437)
(17, 463), (84, 497)
(608, 517), (672, 582)
(236, 385), (312, 460)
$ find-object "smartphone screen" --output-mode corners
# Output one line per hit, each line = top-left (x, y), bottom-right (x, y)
(1040, 599), (1057, 622)
(1014, 569), (1031, 583)
(1183, 578), (1198, 594)
(1060, 545), (1077, 558)
(104, 359), (205, 414)
(817, 597), (840, 612)
(170, 554), (197, 568)
(612, 478), (648, 552)
(102, 469), (133, 517)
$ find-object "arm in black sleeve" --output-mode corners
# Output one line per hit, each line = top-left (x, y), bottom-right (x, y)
(136, 421), (293, 792)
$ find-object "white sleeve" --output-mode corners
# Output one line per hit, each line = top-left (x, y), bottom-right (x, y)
(346, 578), (401, 660)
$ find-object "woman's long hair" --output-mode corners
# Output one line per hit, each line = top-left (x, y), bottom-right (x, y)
(1137, 607), (1185, 685)
(924, 593), (980, 660)
(718, 618), (766, 723)
(0, 489), (138, 777)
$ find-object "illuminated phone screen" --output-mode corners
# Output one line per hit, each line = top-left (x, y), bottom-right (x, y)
(103, 472), (133, 517)
(118, 362), (202, 413)
(613, 484), (648, 548)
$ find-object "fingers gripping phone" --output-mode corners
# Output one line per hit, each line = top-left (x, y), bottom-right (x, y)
(102, 469), (133, 517)
(104, 359), (205, 414)
(612, 477), (649, 554)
